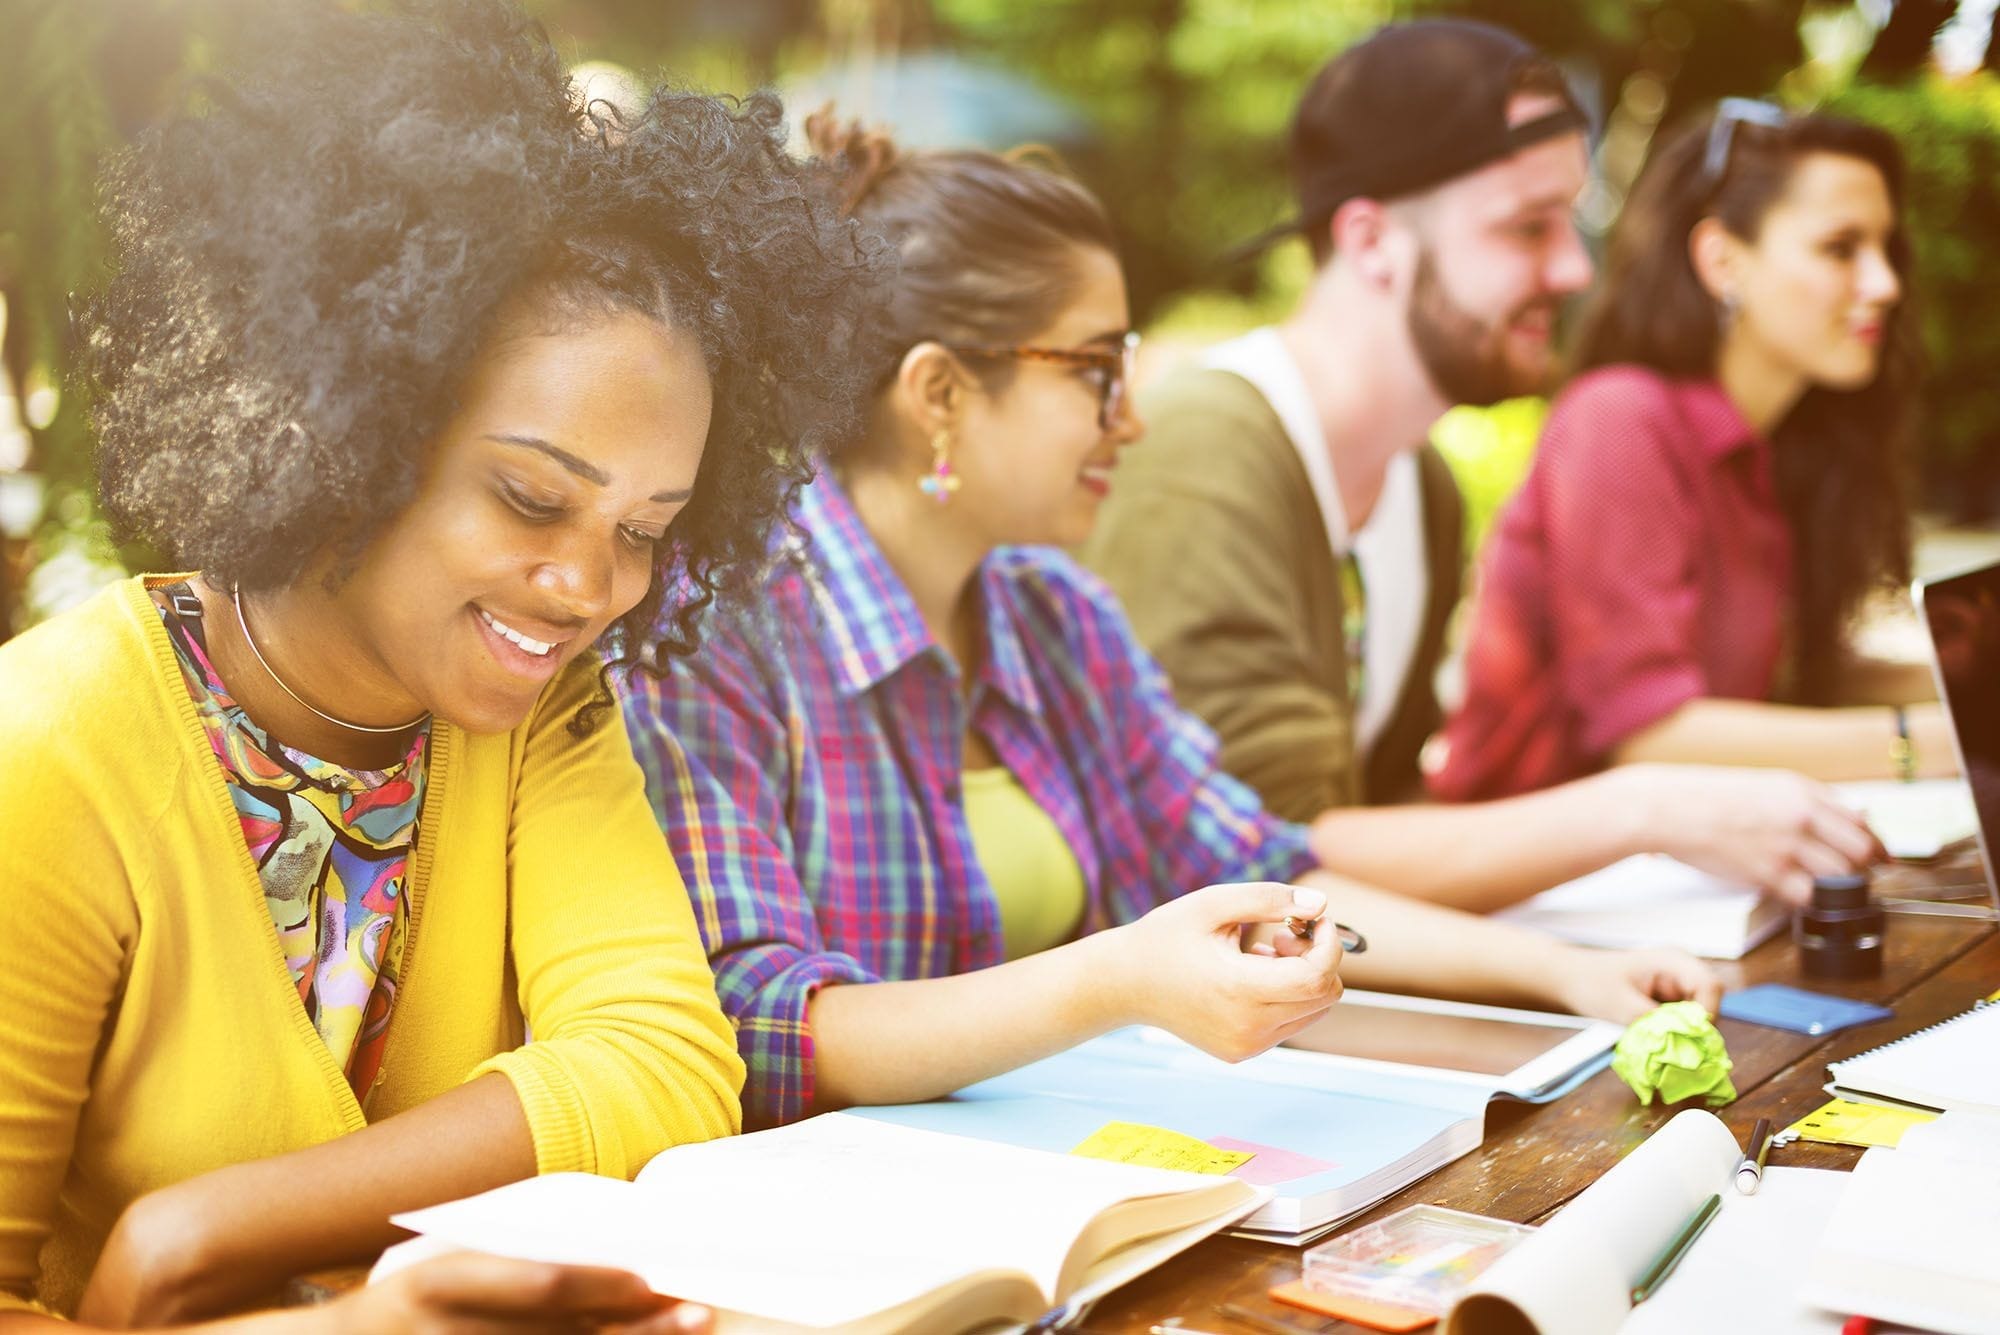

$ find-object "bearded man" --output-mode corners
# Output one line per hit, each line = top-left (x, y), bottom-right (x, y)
(1082, 19), (1592, 818)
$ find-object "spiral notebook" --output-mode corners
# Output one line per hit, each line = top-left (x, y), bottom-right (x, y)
(1824, 1001), (2000, 1115)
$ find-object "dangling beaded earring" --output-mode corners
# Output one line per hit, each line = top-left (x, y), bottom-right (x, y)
(918, 427), (962, 503)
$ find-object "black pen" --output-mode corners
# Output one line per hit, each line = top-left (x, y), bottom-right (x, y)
(1630, 1192), (1721, 1304)
(1734, 1117), (1773, 1195)
(1282, 916), (1368, 954)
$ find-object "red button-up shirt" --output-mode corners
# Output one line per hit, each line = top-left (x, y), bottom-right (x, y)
(1430, 367), (1792, 801)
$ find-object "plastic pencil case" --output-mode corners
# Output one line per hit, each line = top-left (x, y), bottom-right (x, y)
(1300, 1203), (1537, 1314)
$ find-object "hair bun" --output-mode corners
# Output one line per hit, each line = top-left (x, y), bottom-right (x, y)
(804, 103), (900, 215)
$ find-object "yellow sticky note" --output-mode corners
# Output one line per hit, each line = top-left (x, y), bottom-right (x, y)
(1782, 1096), (1937, 1149)
(1071, 1121), (1254, 1175)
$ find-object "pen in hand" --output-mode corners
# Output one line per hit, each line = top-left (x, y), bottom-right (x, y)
(1282, 915), (1368, 954)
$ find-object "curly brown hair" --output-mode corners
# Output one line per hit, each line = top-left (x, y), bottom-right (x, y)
(81, 0), (878, 719)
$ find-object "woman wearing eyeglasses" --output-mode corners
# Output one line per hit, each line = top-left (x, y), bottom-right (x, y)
(1432, 103), (1948, 802)
(616, 115), (1724, 1130)
(0, 3), (870, 1327)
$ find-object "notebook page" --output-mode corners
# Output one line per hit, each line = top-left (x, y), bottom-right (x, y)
(1618, 1167), (1850, 1335)
(1830, 1004), (2000, 1111)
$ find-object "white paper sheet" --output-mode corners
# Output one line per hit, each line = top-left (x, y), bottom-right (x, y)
(1618, 1167), (1851, 1335)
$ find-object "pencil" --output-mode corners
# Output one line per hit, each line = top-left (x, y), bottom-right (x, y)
(1629, 1192), (1721, 1304)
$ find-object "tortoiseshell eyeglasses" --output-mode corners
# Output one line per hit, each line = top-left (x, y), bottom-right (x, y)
(941, 330), (1140, 431)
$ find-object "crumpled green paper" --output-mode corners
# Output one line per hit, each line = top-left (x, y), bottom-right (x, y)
(1611, 1001), (1737, 1106)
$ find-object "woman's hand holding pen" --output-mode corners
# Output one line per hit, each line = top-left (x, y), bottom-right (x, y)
(1113, 882), (1345, 1064)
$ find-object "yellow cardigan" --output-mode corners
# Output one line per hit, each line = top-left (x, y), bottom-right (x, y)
(0, 578), (744, 1314)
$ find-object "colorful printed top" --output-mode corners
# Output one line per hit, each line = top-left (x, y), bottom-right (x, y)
(152, 585), (427, 1099)
(617, 473), (1318, 1127)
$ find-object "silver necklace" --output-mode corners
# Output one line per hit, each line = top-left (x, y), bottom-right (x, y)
(231, 585), (429, 735)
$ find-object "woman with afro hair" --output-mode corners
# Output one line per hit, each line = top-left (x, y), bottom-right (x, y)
(0, 1), (872, 1328)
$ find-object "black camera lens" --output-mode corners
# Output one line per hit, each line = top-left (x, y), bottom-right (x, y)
(1793, 872), (1886, 979)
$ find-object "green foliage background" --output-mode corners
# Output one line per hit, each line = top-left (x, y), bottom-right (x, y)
(3, 0), (1998, 631)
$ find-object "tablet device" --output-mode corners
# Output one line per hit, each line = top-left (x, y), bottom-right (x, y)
(1276, 989), (1619, 1102)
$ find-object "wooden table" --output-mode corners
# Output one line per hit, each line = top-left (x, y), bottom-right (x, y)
(1085, 866), (2000, 1335)
(297, 859), (1997, 1328)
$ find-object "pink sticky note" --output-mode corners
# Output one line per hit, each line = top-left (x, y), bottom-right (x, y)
(1207, 1135), (1338, 1186)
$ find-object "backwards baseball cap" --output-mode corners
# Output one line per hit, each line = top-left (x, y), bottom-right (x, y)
(1232, 19), (1588, 261)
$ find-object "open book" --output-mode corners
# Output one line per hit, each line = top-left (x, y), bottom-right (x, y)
(378, 1112), (1264, 1335)
(858, 995), (1618, 1245)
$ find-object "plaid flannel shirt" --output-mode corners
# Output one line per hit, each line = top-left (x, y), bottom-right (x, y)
(617, 474), (1317, 1126)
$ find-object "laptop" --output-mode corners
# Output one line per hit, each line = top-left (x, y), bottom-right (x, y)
(1906, 557), (2000, 920)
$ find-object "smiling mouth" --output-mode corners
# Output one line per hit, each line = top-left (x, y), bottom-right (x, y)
(478, 607), (562, 657)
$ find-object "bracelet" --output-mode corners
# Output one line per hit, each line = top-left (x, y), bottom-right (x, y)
(1891, 705), (1917, 783)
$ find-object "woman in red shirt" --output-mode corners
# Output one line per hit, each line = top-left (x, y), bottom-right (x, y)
(1434, 105), (1948, 801)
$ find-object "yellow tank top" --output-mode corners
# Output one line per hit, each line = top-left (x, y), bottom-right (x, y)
(960, 767), (1087, 960)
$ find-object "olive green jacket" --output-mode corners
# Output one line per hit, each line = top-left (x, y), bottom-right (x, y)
(1078, 367), (1464, 821)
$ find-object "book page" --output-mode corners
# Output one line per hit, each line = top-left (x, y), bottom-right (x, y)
(391, 1113), (1250, 1330)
